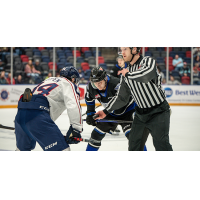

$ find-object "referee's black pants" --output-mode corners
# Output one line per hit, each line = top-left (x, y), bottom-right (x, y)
(129, 100), (173, 151)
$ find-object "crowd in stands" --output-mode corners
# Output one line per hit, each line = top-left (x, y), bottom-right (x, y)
(0, 47), (200, 85)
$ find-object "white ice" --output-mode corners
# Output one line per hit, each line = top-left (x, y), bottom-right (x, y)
(0, 106), (200, 151)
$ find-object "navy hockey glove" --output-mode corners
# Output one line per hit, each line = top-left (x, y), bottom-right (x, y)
(86, 112), (96, 126)
(65, 125), (82, 144)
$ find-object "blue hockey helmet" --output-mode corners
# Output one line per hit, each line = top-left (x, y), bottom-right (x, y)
(60, 66), (80, 84)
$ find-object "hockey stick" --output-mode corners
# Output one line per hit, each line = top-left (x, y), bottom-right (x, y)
(0, 124), (15, 130)
(83, 119), (132, 123)
(91, 114), (132, 124)
(82, 104), (102, 117)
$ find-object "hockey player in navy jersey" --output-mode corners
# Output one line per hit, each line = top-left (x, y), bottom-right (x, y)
(14, 66), (83, 151)
(85, 66), (147, 151)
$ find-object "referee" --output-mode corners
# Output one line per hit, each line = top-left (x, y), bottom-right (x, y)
(96, 47), (173, 151)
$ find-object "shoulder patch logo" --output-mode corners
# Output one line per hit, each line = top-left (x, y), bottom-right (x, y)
(114, 83), (120, 90)
(95, 94), (100, 99)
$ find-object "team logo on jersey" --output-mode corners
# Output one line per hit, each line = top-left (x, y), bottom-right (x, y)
(0, 89), (10, 101)
(95, 94), (100, 99)
(114, 83), (120, 90)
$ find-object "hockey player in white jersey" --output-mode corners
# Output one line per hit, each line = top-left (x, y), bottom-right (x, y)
(15, 66), (83, 151)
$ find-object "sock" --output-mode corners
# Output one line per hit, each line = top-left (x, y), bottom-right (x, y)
(86, 144), (99, 151)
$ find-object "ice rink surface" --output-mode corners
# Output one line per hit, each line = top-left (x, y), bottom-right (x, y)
(0, 106), (200, 151)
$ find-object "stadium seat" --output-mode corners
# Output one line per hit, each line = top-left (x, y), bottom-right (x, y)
(21, 57), (29, 62)
(59, 58), (66, 63)
(46, 47), (53, 50)
(152, 51), (161, 59)
(64, 50), (72, 54)
(164, 47), (173, 52)
(41, 50), (49, 57)
(148, 47), (157, 51)
(169, 65), (174, 71)
(38, 47), (45, 51)
(145, 51), (152, 57)
(56, 50), (64, 55)
(99, 63), (107, 70)
(81, 47), (90, 53)
(72, 50), (81, 57)
(156, 57), (164, 63)
(67, 56), (74, 64)
(169, 51), (176, 58)
(171, 70), (181, 81)
(65, 62), (73, 67)
(93, 51), (101, 57)
(57, 64), (65, 71)
(34, 51), (42, 56)
(186, 51), (191, 58)
(48, 62), (57, 70)
(160, 51), (167, 58)
(184, 58), (191, 63)
(81, 62), (90, 71)
(42, 56), (50, 63)
(173, 47), (181, 51)
(181, 76), (190, 85)
(57, 53), (65, 58)
(84, 51), (93, 58)
(98, 57), (104, 64)
(66, 52), (73, 58)
(63, 47), (71, 51)
(88, 57), (96, 67)
(157, 47), (165, 51)
(14, 57), (21, 64)
(77, 57), (84, 63)
(84, 69), (91, 80)
(178, 51), (185, 59)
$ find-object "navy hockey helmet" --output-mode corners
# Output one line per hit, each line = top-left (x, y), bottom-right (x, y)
(60, 66), (80, 84)
(90, 66), (107, 83)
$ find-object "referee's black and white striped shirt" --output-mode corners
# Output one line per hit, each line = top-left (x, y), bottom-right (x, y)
(104, 55), (166, 112)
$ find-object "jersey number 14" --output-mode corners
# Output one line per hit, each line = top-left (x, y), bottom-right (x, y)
(32, 83), (58, 96)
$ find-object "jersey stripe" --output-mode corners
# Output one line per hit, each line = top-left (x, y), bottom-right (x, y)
(64, 78), (82, 125)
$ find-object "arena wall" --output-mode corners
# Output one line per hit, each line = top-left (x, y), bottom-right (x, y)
(0, 85), (200, 108)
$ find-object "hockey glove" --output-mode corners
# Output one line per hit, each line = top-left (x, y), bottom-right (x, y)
(65, 125), (82, 144)
(86, 112), (96, 126)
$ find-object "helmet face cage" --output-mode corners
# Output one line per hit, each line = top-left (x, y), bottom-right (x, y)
(90, 67), (106, 82)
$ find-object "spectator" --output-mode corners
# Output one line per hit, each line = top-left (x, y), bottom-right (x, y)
(162, 78), (166, 85)
(172, 54), (183, 71)
(157, 66), (165, 80)
(25, 59), (41, 84)
(0, 59), (5, 71)
(193, 63), (200, 72)
(45, 72), (52, 80)
(0, 71), (8, 84)
(6, 73), (15, 84)
(110, 55), (128, 78)
(193, 47), (200, 57)
(56, 73), (60, 77)
(179, 62), (191, 77)
(168, 75), (181, 85)
(193, 65), (200, 85)
(194, 55), (200, 66)
(34, 59), (42, 73)
(78, 68), (88, 84)
(15, 75), (24, 84)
